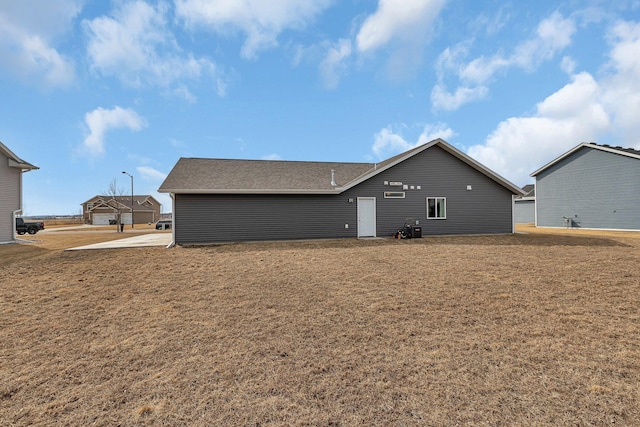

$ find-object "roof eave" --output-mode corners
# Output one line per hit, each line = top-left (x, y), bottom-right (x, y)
(530, 143), (591, 177)
(1, 141), (38, 171)
(337, 139), (442, 190)
(531, 142), (640, 177)
(436, 140), (525, 195)
(159, 188), (342, 195)
(339, 138), (525, 196)
(8, 159), (39, 171)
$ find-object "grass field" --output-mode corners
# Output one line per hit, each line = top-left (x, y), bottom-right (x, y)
(1, 226), (639, 425)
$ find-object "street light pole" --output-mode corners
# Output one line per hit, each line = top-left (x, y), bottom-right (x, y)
(122, 171), (134, 229)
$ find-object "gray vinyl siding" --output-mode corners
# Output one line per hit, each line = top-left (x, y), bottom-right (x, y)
(536, 147), (640, 229)
(0, 154), (21, 242)
(175, 194), (357, 243)
(514, 200), (535, 223)
(174, 145), (515, 244)
(345, 145), (514, 237)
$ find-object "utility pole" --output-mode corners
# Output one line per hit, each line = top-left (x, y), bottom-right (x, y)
(122, 171), (134, 228)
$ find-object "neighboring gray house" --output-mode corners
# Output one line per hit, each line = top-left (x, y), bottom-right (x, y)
(531, 142), (640, 230)
(0, 141), (39, 243)
(160, 139), (524, 245)
(514, 184), (535, 224)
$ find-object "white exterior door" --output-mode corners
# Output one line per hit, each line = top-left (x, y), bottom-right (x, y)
(357, 197), (376, 237)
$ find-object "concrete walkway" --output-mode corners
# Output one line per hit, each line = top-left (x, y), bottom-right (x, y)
(67, 233), (173, 250)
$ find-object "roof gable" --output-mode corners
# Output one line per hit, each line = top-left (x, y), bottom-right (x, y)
(531, 142), (640, 177)
(82, 195), (161, 211)
(337, 139), (524, 195)
(159, 138), (524, 196)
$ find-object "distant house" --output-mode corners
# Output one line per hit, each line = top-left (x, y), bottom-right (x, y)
(514, 184), (535, 224)
(159, 138), (525, 245)
(0, 141), (39, 243)
(531, 142), (640, 230)
(81, 195), (162, 225)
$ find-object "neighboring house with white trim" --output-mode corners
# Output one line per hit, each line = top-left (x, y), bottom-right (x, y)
(159, 138), (525, 245)
(0, 141), (39, 243)
(81, 195), (162, 225)
(531, 142), (640, 230)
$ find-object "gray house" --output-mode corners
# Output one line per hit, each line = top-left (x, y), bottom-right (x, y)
(0, 141), (39, 243)
(159, 138), (524, 245)
(531, 142), (640, 230)
(514, 184), (535, 224)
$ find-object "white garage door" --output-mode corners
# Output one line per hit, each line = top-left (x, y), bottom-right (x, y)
(121, 213), (132, 225)
(92, 213), (116, 225)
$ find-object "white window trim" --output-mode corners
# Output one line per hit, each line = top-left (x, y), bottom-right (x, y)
(384, 191), (405, 199)
(427, 197), (447, 219)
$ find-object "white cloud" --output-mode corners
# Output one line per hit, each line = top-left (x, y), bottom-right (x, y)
(356, 0), (447, 53)
(560, 56), (577, 74)
(319, 39), (352, 89)
(355, 0), (447, 80)
(137, 166), (168, 182)
(468, 72), (610, 185)
(372, 123), (454, 159)
(81, 106), (147, 158)
(84, 1), (221, 97)
(466, 19), (640, 186)
(459, 55), (510, 85)
(511, 12), (576, 71)
(0, 0), (80, 87)
(601, 20), (640, 147)
(434, 11), (576, 111)
(261, 153), (282, 160)
(431, 84), (488, 112)
(300, 0), (447, 88)
(175, 0), (332, 59)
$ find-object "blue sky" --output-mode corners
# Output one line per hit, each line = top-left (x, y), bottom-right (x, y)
(2, 0), (640, 215)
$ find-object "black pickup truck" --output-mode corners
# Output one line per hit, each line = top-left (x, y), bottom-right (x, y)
(16, 218), (45, 235)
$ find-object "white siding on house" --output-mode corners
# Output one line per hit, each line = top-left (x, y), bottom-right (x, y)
(0, 154), (21, 242)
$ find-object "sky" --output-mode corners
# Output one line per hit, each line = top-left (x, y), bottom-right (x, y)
(2, 0), (640, 216)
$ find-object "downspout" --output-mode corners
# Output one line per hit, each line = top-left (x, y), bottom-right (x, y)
(13, 167), (29, 241)
(166, 193), (176, 248)
(533, 180), (538, 227)
(511, 195), (515, 234)
(12, 209), (21, 241)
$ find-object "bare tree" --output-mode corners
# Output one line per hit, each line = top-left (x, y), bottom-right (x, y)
(103, 178), (126, 232)
(104, 178), (126, 198)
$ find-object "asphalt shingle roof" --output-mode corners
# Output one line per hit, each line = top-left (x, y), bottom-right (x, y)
(159, 139), (525, 196)
(159, 158), (375, 192)
(86, 195), (160, 212)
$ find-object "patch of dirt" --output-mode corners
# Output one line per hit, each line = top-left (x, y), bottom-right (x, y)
(1, 228), (639, 425)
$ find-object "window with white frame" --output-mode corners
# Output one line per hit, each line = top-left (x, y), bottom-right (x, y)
(384, 191), (405, 199)
(427, 197), (446, 219)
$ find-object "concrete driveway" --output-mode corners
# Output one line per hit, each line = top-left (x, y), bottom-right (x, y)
(67, 233), (173, 250)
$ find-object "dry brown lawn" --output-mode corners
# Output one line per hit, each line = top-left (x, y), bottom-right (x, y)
(1, 226), (639, 425)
